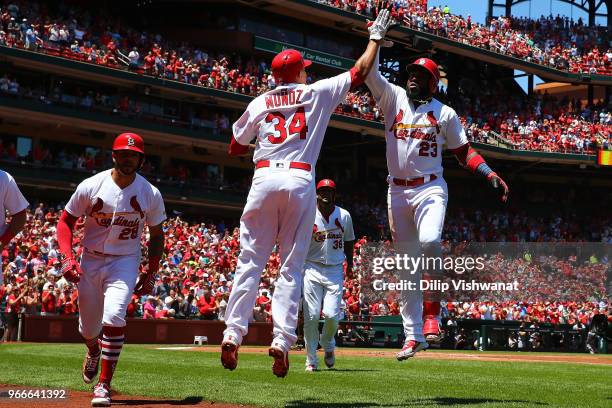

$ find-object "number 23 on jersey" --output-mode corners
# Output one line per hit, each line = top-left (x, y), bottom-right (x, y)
(265, 107), (308, 144)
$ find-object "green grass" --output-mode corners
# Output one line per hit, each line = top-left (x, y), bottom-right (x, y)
(0, 343), (610, 407)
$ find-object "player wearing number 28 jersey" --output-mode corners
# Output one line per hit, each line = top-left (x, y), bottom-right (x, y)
(56, 132), (166, 407)
(221, 9), (395, 378)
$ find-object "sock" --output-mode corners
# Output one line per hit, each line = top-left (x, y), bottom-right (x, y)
(99, 326), (125, 385)
(423, 301), (440, 318)
(83, 335), (100, 356)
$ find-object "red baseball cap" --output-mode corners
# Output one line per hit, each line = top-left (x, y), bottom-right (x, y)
(113, 132), (145, 154)
(271, 49), (312, 84)
(407, 57), (440, 83)
(316, 179), (336, 190)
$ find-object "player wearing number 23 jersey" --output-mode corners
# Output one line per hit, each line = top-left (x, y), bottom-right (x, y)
(365, 51), (509, 361)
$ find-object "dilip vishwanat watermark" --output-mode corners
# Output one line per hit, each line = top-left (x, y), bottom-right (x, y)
(372, 279), (519, 292)
(369, 254), (519, 293)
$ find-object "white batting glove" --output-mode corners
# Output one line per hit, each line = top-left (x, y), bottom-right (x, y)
(367, 9), (393, 41)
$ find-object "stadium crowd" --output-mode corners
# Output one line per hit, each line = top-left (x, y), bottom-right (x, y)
(0, 2), (610, 341)
(0, 140), (246, 195)
(3, 66), (609, 156)
(0, 1), (609, 155)
(336, 83), (611, 154)
(1, 202), (610, 342)
(315, 0), (611, 75)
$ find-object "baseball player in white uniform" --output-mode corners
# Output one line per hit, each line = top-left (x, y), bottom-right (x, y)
(221, 9), (393, 378)
(365, 53), (509, 360)
(0, 169), (28, 342)
(303, 179), (354, 372)
(56, 133), (166, 407)
(0, 170), (29, 284)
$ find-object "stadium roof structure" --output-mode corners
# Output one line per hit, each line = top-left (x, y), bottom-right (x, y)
(234, 0), (611, 86)
(488, 0), (610, 27)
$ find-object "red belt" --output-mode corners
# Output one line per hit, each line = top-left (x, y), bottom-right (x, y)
(392, 174), (437, 187)
(255, 160), (312, 171)
(85, 248), (120, 257)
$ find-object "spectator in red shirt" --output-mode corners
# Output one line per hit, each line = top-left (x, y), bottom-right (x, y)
(256, 291), (271, 308)
(197, 289), (217, 320)
(4, 285), (27, 341)
(58, 286), (77, 315)
(41, 286), (59, 316)
(346, 290), (360, 317)
(126, 295), (140, 318)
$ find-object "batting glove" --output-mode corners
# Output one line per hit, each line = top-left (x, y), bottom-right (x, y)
(487, 172), (509, 203)
(61, 257), (82, 284)
(134, 272), (156, 296)
(367, 8), (393, 41)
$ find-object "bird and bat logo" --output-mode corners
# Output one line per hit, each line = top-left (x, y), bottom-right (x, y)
(88, 196), (145, 229)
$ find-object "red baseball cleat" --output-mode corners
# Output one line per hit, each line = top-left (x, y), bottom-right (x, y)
(221, 336), (239, 370)
(268, 345), (289, 378)
(423, 316), (441, 344)
(396, 340), (429, 361)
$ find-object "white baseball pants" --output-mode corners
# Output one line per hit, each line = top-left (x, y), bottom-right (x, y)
(224, 166), (316, 351)
(302, 261), (343, 367)
(387, 177), (447, 342)
(78, 251), (140, 339)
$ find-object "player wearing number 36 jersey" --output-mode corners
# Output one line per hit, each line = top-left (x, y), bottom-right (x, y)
(56, 132), (166, 407)
(221, 9), (394, 378)
(303, 179), (354, 372)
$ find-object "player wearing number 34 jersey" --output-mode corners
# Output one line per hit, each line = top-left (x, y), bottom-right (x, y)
(221, 9), (394, 378)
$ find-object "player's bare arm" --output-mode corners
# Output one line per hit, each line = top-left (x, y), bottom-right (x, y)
(343, 240), (354, 277)
(0, 209), (26, 250)
(134, 223), (164, 296)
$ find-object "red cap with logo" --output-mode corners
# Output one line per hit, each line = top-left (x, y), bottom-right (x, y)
(271, 49), (312, 84)
(316, 179), (336, 190)
(113, 132), (145, 154)
(407, 57), (440, 83)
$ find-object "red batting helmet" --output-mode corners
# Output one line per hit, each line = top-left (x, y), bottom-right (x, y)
(316, 179), (336, 190)
(271, 49), (312, 84)
(407, 58), (440, 93)
(113, 132), (144, 154)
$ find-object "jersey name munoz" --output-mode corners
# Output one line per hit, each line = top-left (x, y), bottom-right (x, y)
(306, 206), (355, 266)
(65, 169), (166, 256)
(232, 71), (353, 167)
(365, 54), (468, 179)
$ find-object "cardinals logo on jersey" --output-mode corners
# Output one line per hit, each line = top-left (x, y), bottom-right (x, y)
(334, 218), (344, 233)
(426, 111), (440, 134)
(390, 110), (439, 141)
(88, 196), (143, 228)
(130, 196), (145, 218)
(312, 220), (343, 242)
(389, 109), (404, 133)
